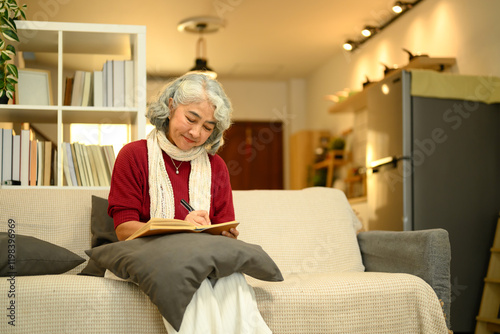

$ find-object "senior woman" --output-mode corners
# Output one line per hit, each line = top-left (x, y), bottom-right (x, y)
(107, 73), (272, 333)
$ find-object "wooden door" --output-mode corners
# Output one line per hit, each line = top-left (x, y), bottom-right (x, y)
(217, 121), (283, 190)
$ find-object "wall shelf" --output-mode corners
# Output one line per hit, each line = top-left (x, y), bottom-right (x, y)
(329, 57), (456, 114)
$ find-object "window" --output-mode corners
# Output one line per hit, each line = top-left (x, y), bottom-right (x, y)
(70, 124), (129, 155)
(70, 123), (156, 155)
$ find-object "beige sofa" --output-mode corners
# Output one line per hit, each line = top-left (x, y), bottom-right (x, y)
(0, 187), (450, 333)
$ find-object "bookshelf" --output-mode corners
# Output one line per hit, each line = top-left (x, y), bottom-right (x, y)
(0, 21), (146, 188)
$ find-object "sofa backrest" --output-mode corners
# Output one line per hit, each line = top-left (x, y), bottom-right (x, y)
(0, 188), (109, 274)
(234, 187), (364, 275)
(0, 187), (364, 276)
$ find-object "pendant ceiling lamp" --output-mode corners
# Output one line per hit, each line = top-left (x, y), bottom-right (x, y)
(177, 16), (225, 79)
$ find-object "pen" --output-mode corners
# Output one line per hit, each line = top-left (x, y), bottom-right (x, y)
(180, 199), (195, 212)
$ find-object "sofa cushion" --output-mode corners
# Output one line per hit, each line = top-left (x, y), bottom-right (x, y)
(79, 196), (118, 276)
(86, 233), (283, 331)
(0, 232), (85, 276)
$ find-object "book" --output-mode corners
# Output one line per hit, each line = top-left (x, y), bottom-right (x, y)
(36, 141), (43, 186)
(69, 143), (81, 186)
(84, 144), (98, 186)
(63, 77), (74, 106)
(74, 142), (90, 186)
(11, 135), (20, 182)
(112, 60), (125, 107)
(126, 219), (240, 241)
(124, 60), (134, 108)
(91, 145), (109, 186)
(20, 129), (30, 186)
(81, 71), (93, 107)
(29, 139), (37, 186)
(102, 145), (116, 173)
(2, 129), (13, 183)
(0, 129), (3, 184)
(93, 70), (103, 107)
(103, 60), (113, 107)
(71, 71), (85, 106)
(43, 141), (52, 186)
(62, 143), (72, 186)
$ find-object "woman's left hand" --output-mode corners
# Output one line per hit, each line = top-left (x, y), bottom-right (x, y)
(222, 227), (239, 239)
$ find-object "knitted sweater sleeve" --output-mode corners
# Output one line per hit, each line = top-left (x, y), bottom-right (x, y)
(108, 140), (150, 228)
(210, 154), (235, 224)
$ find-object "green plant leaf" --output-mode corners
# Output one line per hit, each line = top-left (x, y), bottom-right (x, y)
(6, 44), (15, 54)
(0, 81), (5, 90)
(6, 63), (17, 77)
(6, 77), (17, 85)
(0, 89), (6, 99)
(0, 16), (14, 30)
(0, 40), (5, 50)
(2, 28), (18, 42)
(1, 51), (11, 61)
(6, 82), (15, 92)
(6, 89), (13, 100)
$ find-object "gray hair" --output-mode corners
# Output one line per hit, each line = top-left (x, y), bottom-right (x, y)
(147, 73), (233, 154)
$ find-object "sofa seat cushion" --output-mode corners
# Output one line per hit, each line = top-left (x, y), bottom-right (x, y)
(0, 275), (166, 333)
(246, 272), (449, 334)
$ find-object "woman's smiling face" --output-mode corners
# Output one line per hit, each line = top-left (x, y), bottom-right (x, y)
(166, 98), (216, 151)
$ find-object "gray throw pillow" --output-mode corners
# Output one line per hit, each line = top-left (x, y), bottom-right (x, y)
(0, 232), (85, 276)
(79, 196), (119, 277)
(86, 233), (283, 331)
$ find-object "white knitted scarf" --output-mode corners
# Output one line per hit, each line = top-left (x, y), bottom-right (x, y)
(147, 128), (211, 219)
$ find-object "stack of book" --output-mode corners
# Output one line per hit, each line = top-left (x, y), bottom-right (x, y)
(64, 59), (135, 108)
(62, 142), (115, 187)
(1, 128), (56, 186)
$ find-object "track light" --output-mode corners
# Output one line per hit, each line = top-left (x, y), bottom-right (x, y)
(392, 1), (414, 14)
(361, 26), (378, 37)
(343, 40), (356, 51)
(342, 0), (422, 52)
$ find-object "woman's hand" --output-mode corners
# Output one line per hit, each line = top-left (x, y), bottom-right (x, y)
(185, 210), (211, 226)
(222, 227), (239, 239)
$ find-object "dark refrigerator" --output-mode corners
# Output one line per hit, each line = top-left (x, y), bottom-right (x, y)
(365, 69), (500, 333)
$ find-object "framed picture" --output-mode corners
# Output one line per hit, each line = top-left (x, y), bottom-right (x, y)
(17, 68), (53, 106)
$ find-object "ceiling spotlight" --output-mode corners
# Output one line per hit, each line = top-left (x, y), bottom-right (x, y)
(392, 1), (413, 14)
(361, 26), (378, 37)
(178, 16), (225, 79)
(343, 40), (356, 51)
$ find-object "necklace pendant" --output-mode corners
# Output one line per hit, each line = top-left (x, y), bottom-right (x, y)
(170, 157), (183, 175)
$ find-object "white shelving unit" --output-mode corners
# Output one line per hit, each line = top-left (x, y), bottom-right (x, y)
(0, 21), (146, 187)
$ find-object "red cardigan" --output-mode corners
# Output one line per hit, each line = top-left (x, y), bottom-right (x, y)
(108, 140), (235, 229)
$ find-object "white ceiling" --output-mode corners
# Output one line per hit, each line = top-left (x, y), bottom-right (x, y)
(25, 0), (397, 80)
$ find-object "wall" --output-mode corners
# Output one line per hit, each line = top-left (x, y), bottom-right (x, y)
(306, 0), (500, 133)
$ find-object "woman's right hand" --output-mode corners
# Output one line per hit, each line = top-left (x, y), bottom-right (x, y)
(185, 210), (211, 226)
